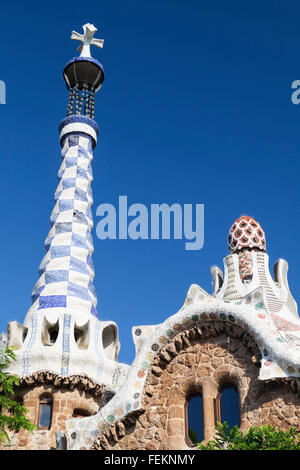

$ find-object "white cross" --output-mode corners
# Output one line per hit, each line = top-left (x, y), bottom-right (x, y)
(71, 23), (104, 58)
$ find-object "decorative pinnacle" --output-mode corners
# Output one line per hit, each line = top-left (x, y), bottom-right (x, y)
(71, 23), (104, 58)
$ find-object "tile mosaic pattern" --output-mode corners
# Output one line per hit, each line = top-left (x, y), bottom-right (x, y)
(66, 283), (300, 450)
(238, 250), (253, 281)
(61, 314), (71, 376)
(94, 320), (104, 382)
(22, 314), (38, 376)
(30, 131), (98, 317)
(228, 215), (266, 253)
(222, 255), (243, 302)
(256, 252), (283, 314)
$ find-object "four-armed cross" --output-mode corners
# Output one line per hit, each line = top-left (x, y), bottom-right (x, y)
(71, 23), (104, 58)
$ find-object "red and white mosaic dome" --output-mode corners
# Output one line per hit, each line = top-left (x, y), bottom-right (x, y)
(228, 216), (266, 253)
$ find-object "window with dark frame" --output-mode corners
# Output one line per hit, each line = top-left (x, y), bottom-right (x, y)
(185, 394), (204, 446)
(215, 385), (240, 428)
(38, 395), (53, 430)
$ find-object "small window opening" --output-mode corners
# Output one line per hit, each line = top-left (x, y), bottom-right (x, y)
(38, 395), (53, 429)
(22, 329), (28, 343)
(74, 329), (83, 343)
(102, 324), (118, 361)
(48, 327), (59, 344)
(41, 318), (59, 346)
(215, 386), (240, 428)
(186, 394), (204, 446)
(74, 321), (90, 349)
(72, 408), (91, 418)
(8, 322), (28, 350)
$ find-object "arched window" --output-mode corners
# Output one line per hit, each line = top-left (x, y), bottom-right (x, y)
(185, 394), (204, 446)
(38, 395), (53, 429)
(215, 386), (240, 428)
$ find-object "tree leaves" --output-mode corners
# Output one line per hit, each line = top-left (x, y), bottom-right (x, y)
(0, 346), (36, 444)
(198, 422), (300, 450)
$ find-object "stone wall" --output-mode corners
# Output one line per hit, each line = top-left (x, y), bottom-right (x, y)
(1, 372), (104, 450)
(92, 321), (300, 450)
(3, 321), (300, 450)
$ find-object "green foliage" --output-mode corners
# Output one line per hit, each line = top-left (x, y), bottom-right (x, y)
(198, 421), (300, 450)
(0, 346), (36, 444)
(188, 428), (199, 445)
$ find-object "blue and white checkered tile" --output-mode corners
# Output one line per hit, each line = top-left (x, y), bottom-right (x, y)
(29, 133), (98, 317)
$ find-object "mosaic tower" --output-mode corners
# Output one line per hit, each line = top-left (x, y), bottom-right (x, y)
(6, 24), (128, 390)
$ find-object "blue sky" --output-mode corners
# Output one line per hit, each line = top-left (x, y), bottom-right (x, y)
(0, 0), (300, 366)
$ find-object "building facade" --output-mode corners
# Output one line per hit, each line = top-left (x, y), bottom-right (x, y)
(2, 25), (300, 451)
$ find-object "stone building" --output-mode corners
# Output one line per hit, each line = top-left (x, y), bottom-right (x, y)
(2, 24), (300, 451)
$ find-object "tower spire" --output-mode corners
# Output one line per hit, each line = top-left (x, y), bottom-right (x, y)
(6, 25), (127, 387)
(28, 25), (105, 323)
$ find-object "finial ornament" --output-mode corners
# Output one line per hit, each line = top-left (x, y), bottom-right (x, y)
(228, 216), (266, 254)
(64, 24), (105, 118)
(71, 23), (104, 58)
